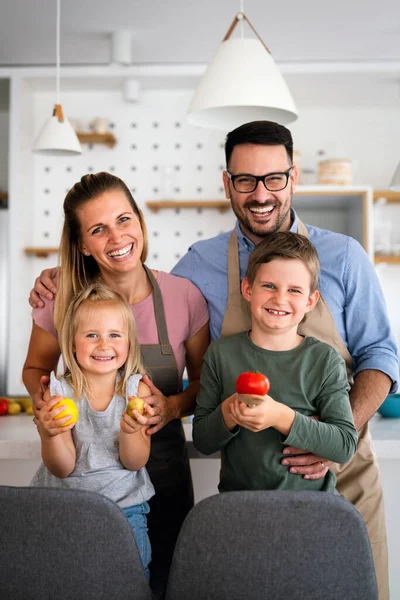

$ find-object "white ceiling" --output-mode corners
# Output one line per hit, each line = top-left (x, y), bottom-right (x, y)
(1, 0), (400, 65)
(0, 0), (400, 107)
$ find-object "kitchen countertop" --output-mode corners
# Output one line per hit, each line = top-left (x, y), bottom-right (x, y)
(0, 415), (201, 460)
(1, 414), (400, 460)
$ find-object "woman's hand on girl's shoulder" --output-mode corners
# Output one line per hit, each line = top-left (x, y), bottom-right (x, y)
(137, 380), (151, 397)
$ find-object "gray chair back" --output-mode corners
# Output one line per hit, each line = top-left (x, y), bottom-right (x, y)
(0, 485), (153, 600)
(166, 490), (378, 600)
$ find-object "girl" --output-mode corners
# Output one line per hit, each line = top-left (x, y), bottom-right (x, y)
(30, 283), (155, 579)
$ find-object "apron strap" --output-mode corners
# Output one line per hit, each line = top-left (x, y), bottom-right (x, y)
(143, 265), (172, 356)
(221, 231), (251, 338)
(297, 218), (353, 373)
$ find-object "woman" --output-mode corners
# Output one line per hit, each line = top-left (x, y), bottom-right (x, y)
(23, 172), (209, 599)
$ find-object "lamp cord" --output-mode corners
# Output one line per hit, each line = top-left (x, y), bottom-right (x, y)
(56, 0), (60, 105)
(240, 0), (244, 38)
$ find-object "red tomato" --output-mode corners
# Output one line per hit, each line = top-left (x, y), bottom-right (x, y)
(235, 372), (270, 396)
(0, 398), (8, 416)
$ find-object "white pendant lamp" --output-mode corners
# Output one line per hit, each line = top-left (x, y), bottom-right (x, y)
(187, 11), (298, 130)
(390, 162), (400, 190)
(33, 0), (82, 155)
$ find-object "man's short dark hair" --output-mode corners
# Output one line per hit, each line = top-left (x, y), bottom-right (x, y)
(246, 232), (320, 292)
(225, 121), (293, 167)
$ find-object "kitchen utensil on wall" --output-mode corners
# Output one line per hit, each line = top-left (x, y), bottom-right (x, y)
(90, 118), (109, 134)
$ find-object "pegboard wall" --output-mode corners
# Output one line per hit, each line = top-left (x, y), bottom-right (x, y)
(32, 89), (236, 273)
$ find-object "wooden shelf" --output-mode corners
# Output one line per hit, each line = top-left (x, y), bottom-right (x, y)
(146, 188), (371, 214)
(373, 190), (400, 204)
(24, 247), (59, 258)
(76, 132), (117, 148)
(146, 200), (230, 213)
(0, 192), (7, 201)
(374, 255), (400, 265)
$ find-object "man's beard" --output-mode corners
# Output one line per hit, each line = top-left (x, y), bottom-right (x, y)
(232, 196), (292, 240)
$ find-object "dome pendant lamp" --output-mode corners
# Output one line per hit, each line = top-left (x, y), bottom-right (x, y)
(32, 0), (82, 155)
(187, 11), (298, 130)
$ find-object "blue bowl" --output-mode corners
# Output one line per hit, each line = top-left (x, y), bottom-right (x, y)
(377, 393), (400, 418)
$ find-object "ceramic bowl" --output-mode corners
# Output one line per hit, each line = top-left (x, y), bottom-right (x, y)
(377, 393), (400, 418)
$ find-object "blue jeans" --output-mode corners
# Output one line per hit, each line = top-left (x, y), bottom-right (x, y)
(122, 502), (151, 580)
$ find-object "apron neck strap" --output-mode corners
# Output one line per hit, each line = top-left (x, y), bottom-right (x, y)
(297, 218), (309, 238)
(227, 230), (242, 296)
(143, 265), (171, 354)
(295, 219), (353, 373)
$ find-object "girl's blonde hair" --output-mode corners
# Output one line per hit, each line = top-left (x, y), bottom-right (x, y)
(59, 282), (145, 399)
(54, 171), (148, 334)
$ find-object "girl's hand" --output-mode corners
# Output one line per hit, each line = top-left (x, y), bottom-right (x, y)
(121, 403), (155, 434)
(36, 394), (76, 438)
(140, 374), (177, 435)
(32, 376), (51, 420)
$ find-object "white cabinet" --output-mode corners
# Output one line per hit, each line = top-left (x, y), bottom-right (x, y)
(293, 185), (373, 259)
(373, 190), (400, 266)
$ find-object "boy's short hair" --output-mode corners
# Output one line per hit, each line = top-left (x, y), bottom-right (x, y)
(246, 232), (320, 292)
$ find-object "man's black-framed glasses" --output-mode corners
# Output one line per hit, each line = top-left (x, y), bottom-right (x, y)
(227, 167), (294, 193)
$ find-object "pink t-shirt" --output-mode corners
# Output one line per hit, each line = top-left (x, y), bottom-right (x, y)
(32, 271), (209, 381)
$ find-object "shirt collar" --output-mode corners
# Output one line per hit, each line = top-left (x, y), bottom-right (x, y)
(235, 208), (299, 251)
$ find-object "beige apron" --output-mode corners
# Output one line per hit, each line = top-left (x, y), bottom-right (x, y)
(221, 225), (388, 600)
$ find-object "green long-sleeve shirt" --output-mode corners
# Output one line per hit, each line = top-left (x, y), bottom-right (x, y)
(193, 333), (358, 493)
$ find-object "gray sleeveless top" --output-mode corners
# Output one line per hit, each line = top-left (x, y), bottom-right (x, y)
(30, 372), (155, 508)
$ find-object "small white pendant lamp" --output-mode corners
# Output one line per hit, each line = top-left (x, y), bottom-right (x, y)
(390, 162), (400, 190)
(187, 11), (298, 130)
(33, 0), (82, 155)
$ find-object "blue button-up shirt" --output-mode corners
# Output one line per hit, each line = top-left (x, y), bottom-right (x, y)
(172, 209), (399, 392)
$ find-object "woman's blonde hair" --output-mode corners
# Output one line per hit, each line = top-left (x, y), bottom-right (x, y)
(54, 172), (148, 334)
(59, 282), (145, 399)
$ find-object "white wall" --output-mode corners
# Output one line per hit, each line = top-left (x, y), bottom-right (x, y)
(0, 112), (9, 191)
(291, 106), (400, 189)
(0, 78), (10, 191)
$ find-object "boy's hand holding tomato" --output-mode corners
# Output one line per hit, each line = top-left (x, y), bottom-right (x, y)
(227, 371), (295, 435)
(235, 371), (270, 408)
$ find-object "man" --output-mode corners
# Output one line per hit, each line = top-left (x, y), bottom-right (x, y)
(172, 121), (398, 600)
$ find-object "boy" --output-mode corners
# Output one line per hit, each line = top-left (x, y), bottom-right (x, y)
(193, 232), (358, 493)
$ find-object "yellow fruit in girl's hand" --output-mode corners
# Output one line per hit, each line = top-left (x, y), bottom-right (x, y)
(53, 398), (78, 427)
(127, 396), (145, 417)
